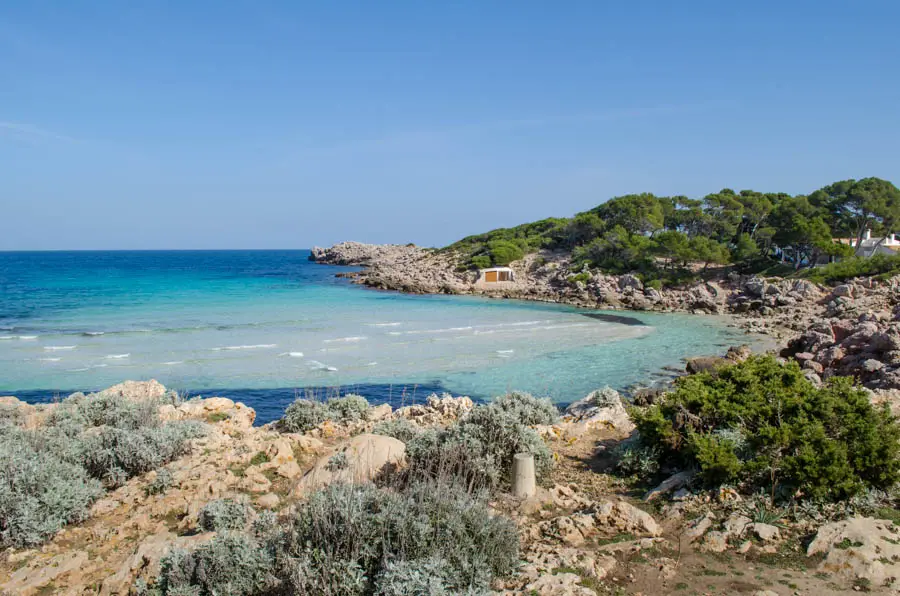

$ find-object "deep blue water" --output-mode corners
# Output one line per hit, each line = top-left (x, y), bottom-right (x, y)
(0, 250), (753, 423)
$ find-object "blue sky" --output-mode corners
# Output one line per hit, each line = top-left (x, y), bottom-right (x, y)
(2, 1), (898, 250)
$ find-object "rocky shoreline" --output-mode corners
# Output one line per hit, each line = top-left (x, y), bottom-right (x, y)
(311, 242), (900, 393)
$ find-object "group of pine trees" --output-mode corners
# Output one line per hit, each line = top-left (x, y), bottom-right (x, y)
(450, 177), (900, 280)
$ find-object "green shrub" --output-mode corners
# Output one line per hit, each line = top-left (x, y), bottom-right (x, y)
(802, 254), (900, 284)
(644, 278), (663, 291)
(0, 429), (103, 547)
(490, 392), (559, 426)
(198, 498), (252, 532)
(372, 418), (422, 443)
(633, 355), (900, 500)
(279, 395), (371, 434)
(486, 240), (524, 266)
(469, 255), (492, 270)
(568, 272), (590, 285)
(157, 532), (275, 596)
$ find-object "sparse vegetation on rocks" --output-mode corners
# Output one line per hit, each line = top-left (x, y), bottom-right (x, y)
(278, 394), (371, 434)
(404, 393), (555, 492)
(0, 388), (205, 548)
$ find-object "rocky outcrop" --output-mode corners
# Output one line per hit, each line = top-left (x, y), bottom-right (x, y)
(807, 516), (900, 587)
(783, 312), (900, 390)
(563, 387), (635, 434)
(294, 433), (406, 494)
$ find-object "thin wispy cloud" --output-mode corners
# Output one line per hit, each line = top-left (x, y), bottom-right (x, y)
(0, 121), (79, 144)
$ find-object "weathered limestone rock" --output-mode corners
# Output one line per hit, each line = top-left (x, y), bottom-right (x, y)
(807, 516), (900, 586)
(592, 499), (661, 537)
(2, 550), (89, 595)
(100, 379), (168, 401)
(644, 470), (693, 501)
(523, 572), (597, 596)
(563, 387), (635, 433)
(295, 433), (406, 494)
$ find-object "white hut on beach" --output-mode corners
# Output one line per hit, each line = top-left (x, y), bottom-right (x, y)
(477, 267), (515, 284)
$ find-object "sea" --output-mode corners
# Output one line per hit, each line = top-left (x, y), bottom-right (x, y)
(0, 250), (754, 423)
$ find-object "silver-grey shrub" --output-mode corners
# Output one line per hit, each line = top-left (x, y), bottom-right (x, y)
(371, 418), (421, 443)
(77, 421), (206, 487)
(148, 480), (517, 596)
(490, 391), (559, 426)
(1, 390), (206, 547)
(157, 532), (276, 596)
(404, 403), (553, 491)
(0, 429), (103, 547)
(279, 394), (371, 434)
(198, 498), (252, 532)
(281, 481), (517, 594)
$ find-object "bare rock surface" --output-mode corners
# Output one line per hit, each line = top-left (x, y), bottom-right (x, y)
(294, 433), (406, 494)
(807, 516), (900, 587)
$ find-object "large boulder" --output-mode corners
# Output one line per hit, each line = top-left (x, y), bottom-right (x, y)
(592, 499), (661, 536)
(807, 516), (900, 586)
(99, 380), (168, 401)
(294, 433), (406, 494)
(564, 387), (635, 433)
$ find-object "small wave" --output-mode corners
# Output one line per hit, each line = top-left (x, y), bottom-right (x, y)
(496, 349), (515, 354)
(163, 361), (184, 365)
(83, 331), (105, 337)
(278, 351), (304, 358)
(363, 361), (378, 367)
(387, 331), (403, 336)
(39, 357), (62, 362)
(212, 344), (277, 351)
(1, 335), (37, 340)
(69, 364), (108, 372)
(44, 345), (77, 351)
(106, 353), (130, 359)
(366, 322), (402, 327)
(307, 360), (338, 372)
(323, 336), (367, 343)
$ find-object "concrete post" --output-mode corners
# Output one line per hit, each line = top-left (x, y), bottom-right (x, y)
(511, 452), (536, 498)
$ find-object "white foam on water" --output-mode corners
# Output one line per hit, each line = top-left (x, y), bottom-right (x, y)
(1, 335), (38, 340)
(278, 351), (304, 358)
(83, 331), (105, 336)
(496, 349), (515, 354)
(18, 335), (38, 340)
(323, 336), (367, 343)
(307, 360), (338, 372)
(212, 344), (277, 351)
(68, 364), (108, 372)
(163, 361), (184, 365)
(366, 322), (402, 327)
(39, 357), (61, 362)
(44, 345), (77, 351)
(364, 361), (378, 366)
(387, 331), (403, 336)
(106, 353), (130, 359)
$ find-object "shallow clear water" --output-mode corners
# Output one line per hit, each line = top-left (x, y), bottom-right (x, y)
(1, 250), (753, 422)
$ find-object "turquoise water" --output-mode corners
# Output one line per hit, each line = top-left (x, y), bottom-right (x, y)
(0, 251), (752, 421)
